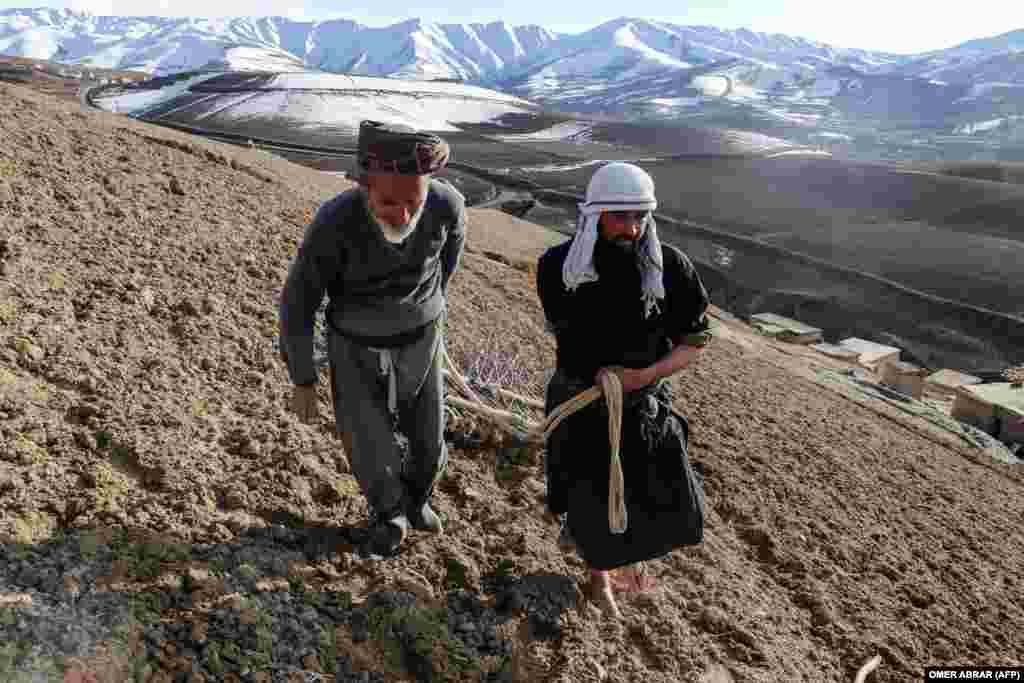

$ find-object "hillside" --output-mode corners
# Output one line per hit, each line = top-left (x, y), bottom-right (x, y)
(1, 82), (1022, 683)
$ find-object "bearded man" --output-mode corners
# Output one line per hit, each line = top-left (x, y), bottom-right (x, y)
(279, 120), (466, 557)
(536, 162), (711, 617)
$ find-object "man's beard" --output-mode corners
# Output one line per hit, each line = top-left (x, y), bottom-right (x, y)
(607, 221), (647, 253)
(610, 237), (639, 253)
(371, 204), (425, 244)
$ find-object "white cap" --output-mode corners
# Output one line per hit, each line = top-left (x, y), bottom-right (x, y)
(585, 162), (657, 206)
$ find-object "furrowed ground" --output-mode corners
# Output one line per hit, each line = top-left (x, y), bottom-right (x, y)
(0, 82), (1021, 683)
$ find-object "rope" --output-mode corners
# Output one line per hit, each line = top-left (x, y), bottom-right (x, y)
(602, 370), (627, 534)
(853, 654), (881, 683)
(442, 346), (627, 533)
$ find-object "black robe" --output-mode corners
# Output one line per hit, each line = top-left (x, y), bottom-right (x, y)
(536, 236), (710, 570)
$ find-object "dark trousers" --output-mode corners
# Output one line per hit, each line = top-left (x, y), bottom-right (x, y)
(328, 317), (447, 517)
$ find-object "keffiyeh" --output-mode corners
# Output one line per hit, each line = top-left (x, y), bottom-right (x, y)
(561, 163), (665, 319)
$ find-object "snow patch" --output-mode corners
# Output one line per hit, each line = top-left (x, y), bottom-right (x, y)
(92, 71), (536, 132)
(954, 116), (1024, 134)
(519, 157), (662, 172)
(812, 131), (853, 141)
(92, 72), (222, 114)
(266, 72), (533, 105)
(494, 121), (593, 141)
(649, 97), (702, 107)
(692, 74), (729, 96)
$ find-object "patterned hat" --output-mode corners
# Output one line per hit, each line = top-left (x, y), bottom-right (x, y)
(357, 120), (451, 175)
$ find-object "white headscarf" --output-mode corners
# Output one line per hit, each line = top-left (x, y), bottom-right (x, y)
(561, 162), (665, 319)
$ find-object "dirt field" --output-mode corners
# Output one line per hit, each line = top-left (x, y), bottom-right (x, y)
(2, 79), (1023, 683)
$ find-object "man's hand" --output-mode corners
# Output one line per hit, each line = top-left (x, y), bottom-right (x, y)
(291, 384), (319, 423)
(595, 366), (652, 394)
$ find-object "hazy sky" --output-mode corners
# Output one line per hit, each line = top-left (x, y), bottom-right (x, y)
(9, 0), (1024, 54)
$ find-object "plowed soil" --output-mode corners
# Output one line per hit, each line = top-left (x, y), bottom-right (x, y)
(1, 82), (1022, 683)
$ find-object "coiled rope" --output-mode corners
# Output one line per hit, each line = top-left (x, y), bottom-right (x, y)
(441, 346), (628, 534)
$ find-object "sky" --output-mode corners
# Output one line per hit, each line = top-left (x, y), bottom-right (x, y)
(7, 0), (1024, 54)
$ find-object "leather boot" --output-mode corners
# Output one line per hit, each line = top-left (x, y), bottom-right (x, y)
(360, 511), (409, 558)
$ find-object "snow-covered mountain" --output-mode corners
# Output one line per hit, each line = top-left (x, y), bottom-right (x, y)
(488, 18), (903, 127)
(302, 18), (560, 79)
(3, 8), (1024, 157)
(0, 8), (560, 79)
(495, 17), (901, 91)
(486, 18), (1024, 154)
(895, 28), (1024, 83)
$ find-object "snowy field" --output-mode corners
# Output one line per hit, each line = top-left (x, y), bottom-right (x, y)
(263, 73), (533, 105)
(91, 71), (539, 133)
(491, 121), (593, 142)
(93, 73), (221, 113)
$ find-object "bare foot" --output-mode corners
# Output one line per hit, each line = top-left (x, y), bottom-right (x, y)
(609, 563), (658, 594)
(589, 570), (622, 619)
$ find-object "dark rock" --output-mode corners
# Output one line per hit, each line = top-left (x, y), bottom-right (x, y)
(528, 614), (561, 640)
(349, 612), (368, 643)
(17, 567), (39, 588)
(495, 590), (523, 614)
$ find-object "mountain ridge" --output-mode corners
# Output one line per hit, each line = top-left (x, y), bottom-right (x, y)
(4, 8), (1024, 156)
(0, 7), (952, 77)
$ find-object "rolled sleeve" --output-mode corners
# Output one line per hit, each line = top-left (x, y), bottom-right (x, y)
(665, 250), (714, 348)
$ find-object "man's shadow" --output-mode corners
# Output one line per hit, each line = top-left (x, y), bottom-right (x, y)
(254, 508), (373, 561)
(1, 517), (583, 683)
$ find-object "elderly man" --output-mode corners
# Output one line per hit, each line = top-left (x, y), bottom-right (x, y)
(279, 120), (466, 557)
(536, 162), (711, 617)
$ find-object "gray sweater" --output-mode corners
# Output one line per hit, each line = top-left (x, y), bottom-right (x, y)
(279, 178), (467, 386)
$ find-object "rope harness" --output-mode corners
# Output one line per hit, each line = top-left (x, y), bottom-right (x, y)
(441, 346), (628, 534)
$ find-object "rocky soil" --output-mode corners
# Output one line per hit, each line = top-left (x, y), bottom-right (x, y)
(1, 81), (1022, 683)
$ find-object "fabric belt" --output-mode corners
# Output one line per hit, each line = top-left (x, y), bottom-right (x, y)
(372, 347), (400, 418)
